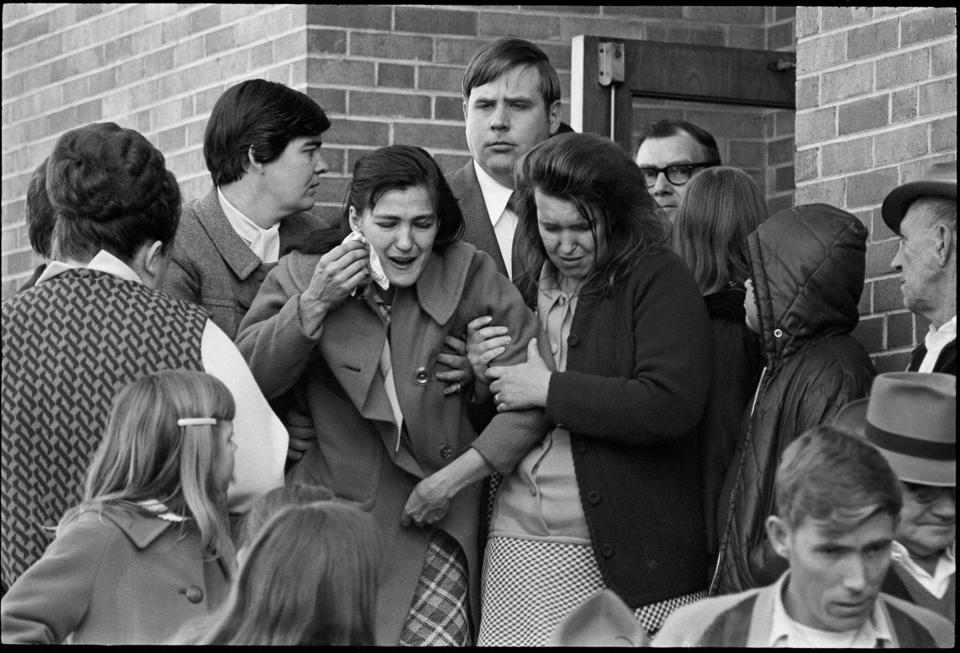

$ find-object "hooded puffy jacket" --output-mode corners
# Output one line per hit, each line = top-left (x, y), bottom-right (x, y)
(710, 204), (876, 595)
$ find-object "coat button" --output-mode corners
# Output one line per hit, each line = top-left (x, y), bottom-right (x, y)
(438, 443), (453, 460)
(414, 367), (429, 385)
(600, 544), (614, 558)
(567, 334), (579, 347)
(575, 440), (587, 454)
(182, 586), (204, 603)
(588, 490), (601, 505)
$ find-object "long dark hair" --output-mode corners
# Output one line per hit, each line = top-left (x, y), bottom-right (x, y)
(297, 145), (463, 256)
(513, 132), (667, 295)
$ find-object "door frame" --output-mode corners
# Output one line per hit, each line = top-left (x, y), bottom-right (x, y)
(571, 35), (797, 153)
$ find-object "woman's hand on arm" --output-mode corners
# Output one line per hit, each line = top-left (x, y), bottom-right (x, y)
(298, 240), (369, 336)
(400, 448), (494, 528)
(464, 315), (512, 384)
(434, 335), (474, 396)
(487, 338), (551, 412)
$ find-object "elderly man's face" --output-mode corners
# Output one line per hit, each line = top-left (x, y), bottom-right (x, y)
(635, 131), (713, 222)
(897, 483), (955, 559)
(890, 199), (950, 318)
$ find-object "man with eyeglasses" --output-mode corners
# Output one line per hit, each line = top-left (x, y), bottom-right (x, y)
(881, 160), (956, 375)
(833, 371), (956, 623)
(635, 119), (722, 222)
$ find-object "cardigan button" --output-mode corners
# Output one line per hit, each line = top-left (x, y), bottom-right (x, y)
(414, 367), (429, 385)
(182, 586), (204, 603)
(600, 544), (614, 558)
(588, 490), (601, 505)
(575, 440), (587, 454)
(567, 334), (579, 347)
(438, 443), (453, 461)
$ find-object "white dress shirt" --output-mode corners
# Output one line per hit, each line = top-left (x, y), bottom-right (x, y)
(768, 573), (892, 648)
(891, 540), (956, 598)
(217, 187), (280, 264)
(919, 315), (956, 373)
(473, 160), (517, 279)
(36, 251), (287, 512)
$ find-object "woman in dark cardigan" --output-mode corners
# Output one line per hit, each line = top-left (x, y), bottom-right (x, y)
(671, 167), (765, 574)
(468, 133), (713, 644)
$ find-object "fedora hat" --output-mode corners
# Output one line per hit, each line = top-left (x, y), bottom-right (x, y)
(548, 589), (648, 647)
(849, 372), (956, 486)
(881, 159), (957, 235)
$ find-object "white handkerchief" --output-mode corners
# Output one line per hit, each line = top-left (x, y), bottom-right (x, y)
(343, 230), (389, 291)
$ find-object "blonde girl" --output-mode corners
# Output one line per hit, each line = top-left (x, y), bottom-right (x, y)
(1, 369), (237, 644)
(175, 500), (381, 645)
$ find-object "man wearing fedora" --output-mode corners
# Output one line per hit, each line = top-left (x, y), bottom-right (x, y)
(882, 160), (957, 375)
(655, 426), (953, 647)
(834, 372), (955, 624)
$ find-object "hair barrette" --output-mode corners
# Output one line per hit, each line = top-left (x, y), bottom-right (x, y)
(177, 417), (217, 427)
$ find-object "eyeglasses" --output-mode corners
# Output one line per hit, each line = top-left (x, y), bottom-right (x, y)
(902, 482), (955, 504)
(638, 162), (716, 188)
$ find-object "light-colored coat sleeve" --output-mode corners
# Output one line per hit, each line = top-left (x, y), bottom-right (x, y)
(1, 517), (102, 643)
(201, 320), (287, 512)
(235, 251), (322, 401)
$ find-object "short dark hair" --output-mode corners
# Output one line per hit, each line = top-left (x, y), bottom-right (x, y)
(514, 132), (667, 295)
(26, 158), (55, 258)
(46, 122), (181, 263)
(298, 145), (464, 255)
(775, 426), (902, 529)
(461, 38), (561, 108)
(636, 119), (722, 165)
(204, 79), (331, 187)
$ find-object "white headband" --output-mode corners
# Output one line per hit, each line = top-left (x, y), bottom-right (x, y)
(177, 417), (217, 427)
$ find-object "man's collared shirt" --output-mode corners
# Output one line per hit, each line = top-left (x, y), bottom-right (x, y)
(891, 540), (955, 598)
(473, 159), (516, 279)
(217, 187), (280, 264)
(769, 573), (893, 648)
(919, 315), (957, 373)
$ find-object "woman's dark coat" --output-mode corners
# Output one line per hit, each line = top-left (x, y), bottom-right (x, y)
(712, 204), (876, 595)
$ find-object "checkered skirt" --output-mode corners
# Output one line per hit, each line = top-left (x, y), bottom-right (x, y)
(398, 528), (472, 646)
(477, 536), (705, 646)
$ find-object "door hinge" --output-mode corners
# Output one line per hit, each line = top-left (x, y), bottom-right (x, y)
(598, 41), (625, 86)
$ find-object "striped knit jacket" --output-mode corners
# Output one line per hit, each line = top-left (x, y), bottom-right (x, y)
(1, 270), (207, 589)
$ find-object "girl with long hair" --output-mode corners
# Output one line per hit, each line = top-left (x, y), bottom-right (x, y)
(1, 370), (237, 644)
(671, 166), (765, 567)
(467, 132), (714, 644)
(175, 501), (380, 645)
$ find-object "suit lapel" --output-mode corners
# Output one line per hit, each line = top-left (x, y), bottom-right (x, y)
(449, 163), (508, 277)
(194, 188), (264, 281)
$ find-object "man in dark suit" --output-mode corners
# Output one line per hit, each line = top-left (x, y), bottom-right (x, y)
(882, 160), (956, 375)
(447, 38), (562, 305)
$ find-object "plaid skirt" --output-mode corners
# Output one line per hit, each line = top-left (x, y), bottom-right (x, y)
(477, 535), (705, 646)
(398, 528), (472, 646)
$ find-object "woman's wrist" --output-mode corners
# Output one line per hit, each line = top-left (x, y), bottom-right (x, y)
(298, 294), (330, 337)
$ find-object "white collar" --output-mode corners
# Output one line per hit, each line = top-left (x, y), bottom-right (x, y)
(768, 572), (892, 647)
(473, 159), (514, 226)
(925, 315), (956, 346)
(137, 499), (187, 522)
(35, 249), (144, 286)
(890, 540), (956, 598)
(217, 187), (280, 262)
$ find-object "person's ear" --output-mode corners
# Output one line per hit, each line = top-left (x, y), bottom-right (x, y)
(247, 145), (265, 175)
(765, 515), (791, 560)
(462, 98), (469, 122)
(933, 222), (954, 266)
(135, 239), (169, 288)
(348, 205), (361, 233)
(547, 100), (562, 136)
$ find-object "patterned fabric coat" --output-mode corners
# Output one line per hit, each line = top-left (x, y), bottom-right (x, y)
(1, 270), (207, 588)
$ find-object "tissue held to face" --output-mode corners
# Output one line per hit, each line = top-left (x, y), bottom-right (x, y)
(349, 185), (439, 289)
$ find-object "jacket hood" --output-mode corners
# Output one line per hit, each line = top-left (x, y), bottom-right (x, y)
(748, 203), (866, 365)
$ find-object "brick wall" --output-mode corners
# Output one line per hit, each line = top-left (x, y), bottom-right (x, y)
(794, 6), (957, 371)
(3, 4), (791, 299)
